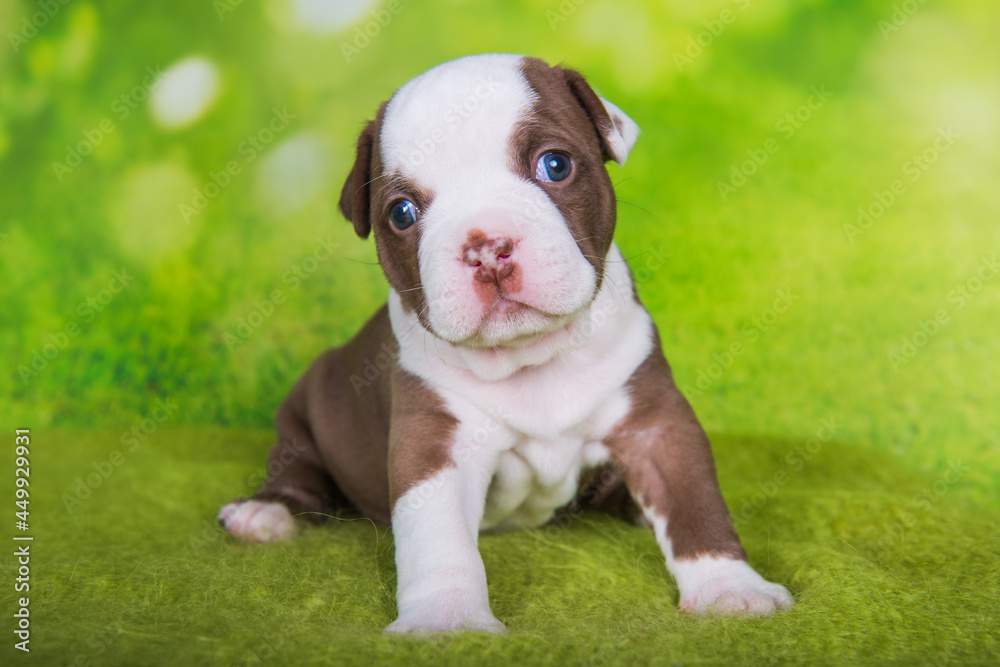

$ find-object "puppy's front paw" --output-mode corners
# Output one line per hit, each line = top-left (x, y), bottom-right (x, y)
(385, 590), (507, 635)
(218, 499), (296, 543)
(385, 613), (507, 635)
(673, 557), (793, 616)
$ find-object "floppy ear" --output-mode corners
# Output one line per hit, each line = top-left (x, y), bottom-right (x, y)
(558, 67), (640, 166)
(339, 118), (379, 239)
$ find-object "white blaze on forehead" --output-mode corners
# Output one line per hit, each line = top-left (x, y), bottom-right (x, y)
(380, 54), (536, 183)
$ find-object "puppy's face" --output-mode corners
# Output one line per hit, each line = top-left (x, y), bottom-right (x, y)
(341, 54), (639, 347)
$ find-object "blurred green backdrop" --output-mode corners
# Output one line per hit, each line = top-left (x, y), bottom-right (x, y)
(4, 0), (998, 494)
(1, 0), (998, 664)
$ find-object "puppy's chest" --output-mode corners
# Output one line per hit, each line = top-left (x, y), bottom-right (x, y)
(478, 389), (629, 531)
(480, 437), (607, 530)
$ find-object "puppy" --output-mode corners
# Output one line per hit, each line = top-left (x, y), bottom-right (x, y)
(219, 53), (793, 633)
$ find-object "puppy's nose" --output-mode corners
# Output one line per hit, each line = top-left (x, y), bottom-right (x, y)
(462, 234), (515, 285)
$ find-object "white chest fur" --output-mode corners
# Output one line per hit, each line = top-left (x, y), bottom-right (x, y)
(390, 245), (653, 530)
(481, 425), (616, 530)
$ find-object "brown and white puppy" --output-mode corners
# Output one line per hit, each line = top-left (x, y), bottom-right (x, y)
(219, 54), (793, 633)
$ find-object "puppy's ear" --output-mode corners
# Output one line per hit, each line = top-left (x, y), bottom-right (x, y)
(339, 118), (379, 239)
(558, 67), (640, 166)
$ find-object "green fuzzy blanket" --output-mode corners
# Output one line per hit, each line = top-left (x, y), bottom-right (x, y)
(3, 427), (995, 665)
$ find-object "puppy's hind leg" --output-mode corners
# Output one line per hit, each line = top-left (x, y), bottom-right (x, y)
(219, 403), (346, 543)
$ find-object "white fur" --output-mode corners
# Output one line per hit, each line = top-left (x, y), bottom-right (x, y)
(642, 510), (794, 616)
(218, 500), (296, 542)
(390, 243), (650, 390)
(596, 96), (640, 165)
(389, 245), (649, 531)
(388, 446), (506, 633)
(671, 557), (795, 615)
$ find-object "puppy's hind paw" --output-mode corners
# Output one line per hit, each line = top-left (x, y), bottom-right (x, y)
(218, 499), (296, 543)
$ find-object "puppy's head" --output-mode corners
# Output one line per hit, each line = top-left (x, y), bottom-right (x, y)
(340, 54), (639, 347)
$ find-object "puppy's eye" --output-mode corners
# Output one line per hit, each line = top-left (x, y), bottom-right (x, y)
(535, 152), (572, 183)
(389, 200), (417, 231)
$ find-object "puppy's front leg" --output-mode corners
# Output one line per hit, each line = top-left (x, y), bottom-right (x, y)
(607, 336), (794, 616)
(384, 370), (506, 634)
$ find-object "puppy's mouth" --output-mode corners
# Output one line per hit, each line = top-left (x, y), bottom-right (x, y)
(456, 295), (580, 348)
(419, 247), (602, 349)
(484, 295), (532, 319)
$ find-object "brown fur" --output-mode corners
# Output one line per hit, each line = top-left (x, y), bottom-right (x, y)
(252, 306), (454, 523)
(340, 102), (433, 323)
(605, 330), (747, 561)
(387, 370), (458, 506)
(515, 58), (620, 283)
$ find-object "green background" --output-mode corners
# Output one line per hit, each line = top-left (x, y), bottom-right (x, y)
(1, 0), (998, 664)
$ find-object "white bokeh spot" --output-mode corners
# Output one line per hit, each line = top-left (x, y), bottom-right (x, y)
(255, 133), (329, 215)
(290, 0), (381, 33)
(150, 57), (220, 130)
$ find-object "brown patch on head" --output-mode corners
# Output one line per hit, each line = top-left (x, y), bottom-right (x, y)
(605, 330), (747, 562)
(339, 101), (433, 322)
(388, 368), (458, 508)
(514, 57), (621, 283)
(559, 67), (628, 163)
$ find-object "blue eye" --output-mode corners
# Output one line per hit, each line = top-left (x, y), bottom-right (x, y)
(389, 199), (417, 231)
(535, 152), (572, 182)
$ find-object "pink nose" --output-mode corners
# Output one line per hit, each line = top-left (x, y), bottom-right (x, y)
(462, 233), (515, 285)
